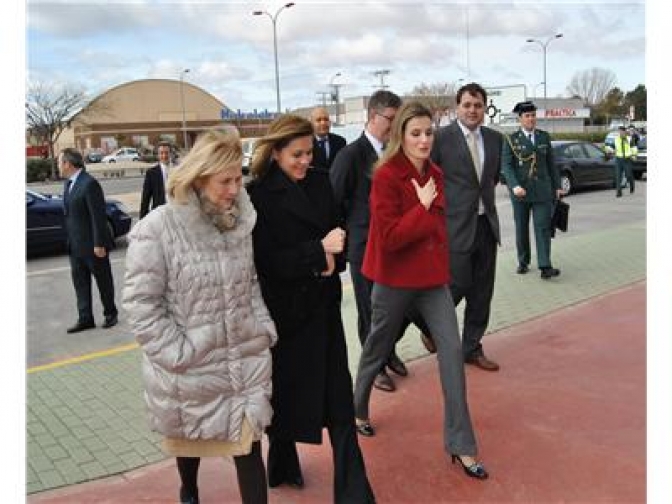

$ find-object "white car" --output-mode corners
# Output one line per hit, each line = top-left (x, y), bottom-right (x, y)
(102, 147), (140, 163)
(242, 138), (258, 175)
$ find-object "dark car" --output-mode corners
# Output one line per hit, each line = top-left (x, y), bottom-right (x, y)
(553, 141), (616, 195)
(26, 189), (133, 256)
(631, 135), (646, 179)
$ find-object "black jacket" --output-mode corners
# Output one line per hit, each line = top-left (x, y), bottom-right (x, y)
(140, 164), (166, 218)
(247, 166), (353, 443)
(329, 132), (378, 263)
(64, 170), (113, 256)
(312, 132), (347, 171)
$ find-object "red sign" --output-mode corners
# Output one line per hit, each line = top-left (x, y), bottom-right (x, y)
(544, 108), (577, 118)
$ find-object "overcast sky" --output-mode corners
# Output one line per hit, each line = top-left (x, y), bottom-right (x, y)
(26, 0), (645, 113)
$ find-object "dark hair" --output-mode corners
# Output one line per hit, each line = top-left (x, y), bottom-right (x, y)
(456, 82), (487, 105)
(157, 141), (172, 149)
(367, 90), (402, 119)
(60, 148), (85, 170)
(250, 115), (314, 179)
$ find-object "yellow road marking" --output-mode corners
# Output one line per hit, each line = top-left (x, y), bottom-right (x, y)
(27, 342), (139, 374)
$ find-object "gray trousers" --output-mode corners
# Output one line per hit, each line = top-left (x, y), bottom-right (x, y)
(353, 284), (477, 456)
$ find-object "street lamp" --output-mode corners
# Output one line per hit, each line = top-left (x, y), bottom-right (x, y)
(534, 81), (545, 97)
(330, 72), (342, 125)
(253, 2), (295, 114)
(179, 68), (190, 149)
(526, 33), (563, 103)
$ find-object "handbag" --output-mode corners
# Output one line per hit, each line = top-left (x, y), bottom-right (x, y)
(551, 199), (569, 237)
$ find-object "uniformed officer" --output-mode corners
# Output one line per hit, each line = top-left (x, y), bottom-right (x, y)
(501, 101), (563, 279)
(615, 125), (635, 197)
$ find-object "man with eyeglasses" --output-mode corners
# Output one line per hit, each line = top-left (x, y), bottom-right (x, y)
(331, 90), (431, 397)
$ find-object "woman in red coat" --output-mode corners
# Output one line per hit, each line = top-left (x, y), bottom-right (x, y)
(353, 102), (488, 480)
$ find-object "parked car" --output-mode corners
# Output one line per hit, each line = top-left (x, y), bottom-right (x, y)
(552, 140), (616, 195)
(26, 189), (132, 256)
(102, 147), (140, 163)
(86, 149), (104, 163)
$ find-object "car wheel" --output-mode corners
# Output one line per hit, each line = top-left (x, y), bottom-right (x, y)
(109, 159), (116, 163)
(560, 172), (573, 195)
(132, 157), (139, 162)
(634, 171), (643, 180)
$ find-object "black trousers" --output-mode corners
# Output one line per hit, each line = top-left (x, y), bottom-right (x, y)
(69, 253), (117, 323)
(268, 424), (375, 504)
(449, 215), (498, 359)
(177, 441), (268, 504)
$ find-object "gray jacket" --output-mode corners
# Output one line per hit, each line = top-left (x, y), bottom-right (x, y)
(123, 187), (276, 442)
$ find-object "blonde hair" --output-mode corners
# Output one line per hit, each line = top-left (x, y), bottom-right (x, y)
(250, 115), (314, 179)
(375, 101), (433, 171)
(167, 128), (243, 204)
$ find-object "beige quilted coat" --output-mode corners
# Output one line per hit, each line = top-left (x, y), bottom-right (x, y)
(123, 188), (276, 442)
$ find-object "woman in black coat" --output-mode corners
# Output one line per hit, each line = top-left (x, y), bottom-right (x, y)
(247, 115), (375, 504)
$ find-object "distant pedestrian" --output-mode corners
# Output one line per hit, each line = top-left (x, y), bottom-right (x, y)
(310, 106), (347, 170)
(59, 148), (118, 333)
(247, 115), (375, 503)
(139, 141), (173, 218)
(501, 101), (563, 279)
(124, 129), (276, 504)
(615, 126), (636, 196)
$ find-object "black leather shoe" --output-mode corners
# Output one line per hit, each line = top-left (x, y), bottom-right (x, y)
(516, 264), (529, 274)
(66, 320), (95, 333)
(355, 420), (375, 437)
(630, 184), (635, 194)
(387, 353), (408, 377)
(373, 371), (395, 392)
(102, 314), (118, 328)
(465, 354), (500, 371)
(540, 267), (561, 279)
(616, 191), (622, 198)
(420, 333), (437, 354)
(451, 455), (489, 480)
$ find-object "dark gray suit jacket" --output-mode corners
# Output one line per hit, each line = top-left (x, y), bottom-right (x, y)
(139, 164), (167, 218)
(329, 132), (378, 263)
(312, 132), (347, 171)
(64, 170), (112, 257)
(430, 121), (503, 253)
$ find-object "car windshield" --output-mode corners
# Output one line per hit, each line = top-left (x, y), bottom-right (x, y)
(637, 137), (646, 149)
(26, 189), (49, 201)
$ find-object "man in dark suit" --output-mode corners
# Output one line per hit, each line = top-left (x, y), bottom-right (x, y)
(310, 106), (346, 171)
(501, 101), (562, 279)
(330, 90), (413, 393)
(430, 82), (503, 371)
(59, 148), (118, 333)
(139, 141), (172, 218)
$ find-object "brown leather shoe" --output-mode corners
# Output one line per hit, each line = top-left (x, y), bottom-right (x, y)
(420, 333), (437, 354)
(373, 371), (396, 392)
(465, 354), (500, 372)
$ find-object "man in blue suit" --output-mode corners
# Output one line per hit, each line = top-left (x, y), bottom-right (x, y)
(59, 148), (118, 333)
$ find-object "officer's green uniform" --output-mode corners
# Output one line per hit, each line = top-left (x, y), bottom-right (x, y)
(501, 127), (560, 270)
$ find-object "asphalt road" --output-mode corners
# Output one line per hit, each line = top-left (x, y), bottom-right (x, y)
(26, 178), (646, 368)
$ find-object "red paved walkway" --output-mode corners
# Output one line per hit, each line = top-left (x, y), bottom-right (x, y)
(30, 282), (646, 503)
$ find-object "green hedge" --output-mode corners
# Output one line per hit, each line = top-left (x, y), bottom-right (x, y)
(26, 158), (56, 182)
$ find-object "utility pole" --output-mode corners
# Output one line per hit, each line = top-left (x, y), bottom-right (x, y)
(372, 69), (391, 90)
(316, 91), (330, 107)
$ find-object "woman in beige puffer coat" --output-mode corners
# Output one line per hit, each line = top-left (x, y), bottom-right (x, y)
(123, 129), (276, 504)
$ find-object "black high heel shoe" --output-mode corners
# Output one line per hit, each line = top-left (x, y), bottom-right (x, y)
(451, 455), (489, 480)
(268, 472), (304, 489)
(355, 420), (375, 437)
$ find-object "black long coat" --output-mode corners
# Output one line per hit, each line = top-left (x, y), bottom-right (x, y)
(247, 165), (354, 444)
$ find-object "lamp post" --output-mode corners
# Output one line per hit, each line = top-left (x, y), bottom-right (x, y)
(253, 2), (295, 114)
(330, 72), (342, 125)
(534, 81), (545, 97)
(179, 68), (190, 149)
(526, 33), (563, 103)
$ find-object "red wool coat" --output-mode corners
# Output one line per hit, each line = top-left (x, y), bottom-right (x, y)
(362, 152), (450, 289)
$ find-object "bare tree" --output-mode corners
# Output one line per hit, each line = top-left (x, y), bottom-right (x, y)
(565, 67), (617, 107)
(407, 82), (459, 126)
(25, 82), (91, 179)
